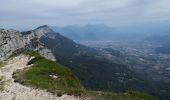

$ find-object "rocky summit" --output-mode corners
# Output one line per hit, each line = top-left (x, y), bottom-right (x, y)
(0, 26), (55, 61)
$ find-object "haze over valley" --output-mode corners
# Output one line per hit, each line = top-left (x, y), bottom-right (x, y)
(52, 23), (170, 99)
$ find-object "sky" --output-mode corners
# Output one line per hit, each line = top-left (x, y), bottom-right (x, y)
(0, 0), (170, 30)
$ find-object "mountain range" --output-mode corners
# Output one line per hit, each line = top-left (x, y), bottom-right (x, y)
(51, 24), (117, 41)
(0, 25), (168, 99)
(51, 22), (170, 41)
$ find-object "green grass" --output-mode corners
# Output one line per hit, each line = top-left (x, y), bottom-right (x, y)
(0, 61), (8, 91)
(13, 51), (158, 100)
(13, 52), (83, 95)
(0, 76), (10, 91)
(0, 76), (5, 91)
(84, 91), (158, 100)
(0, 61), (5, 68)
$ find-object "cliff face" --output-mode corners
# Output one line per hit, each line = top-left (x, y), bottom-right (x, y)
(0, 26), (55, 61)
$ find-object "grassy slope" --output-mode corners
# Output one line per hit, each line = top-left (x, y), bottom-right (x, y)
(0, 61), (5, 68)
(0, 61), (9, 91)
(13, 51), (158, 100)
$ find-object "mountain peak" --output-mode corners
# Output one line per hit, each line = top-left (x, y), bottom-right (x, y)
(36, 25), (54, 32)
(36, 25), (50, 29)
(35, 25), (54, 33)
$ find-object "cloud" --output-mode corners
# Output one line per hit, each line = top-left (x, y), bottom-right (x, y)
(0, 0), (170, 29)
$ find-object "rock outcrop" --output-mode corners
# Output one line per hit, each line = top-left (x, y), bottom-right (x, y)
(0, 26), (56, 61)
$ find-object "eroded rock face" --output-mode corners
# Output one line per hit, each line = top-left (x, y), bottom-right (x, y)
(0, 26), (56, 61)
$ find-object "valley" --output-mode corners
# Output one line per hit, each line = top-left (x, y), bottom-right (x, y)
(78, 39), (170, 81)
(78, 39), (170, 99)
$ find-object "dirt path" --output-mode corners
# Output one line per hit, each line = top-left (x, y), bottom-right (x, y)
(0, 55), (80, 100)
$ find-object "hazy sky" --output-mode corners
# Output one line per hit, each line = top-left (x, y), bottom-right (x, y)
(0, 0), (170, 29)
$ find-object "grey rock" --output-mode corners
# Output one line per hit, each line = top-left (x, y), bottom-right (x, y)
(0, 26), (56, 61)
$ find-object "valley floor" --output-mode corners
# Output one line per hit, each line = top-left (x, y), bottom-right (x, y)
(0, 55), (80, 100)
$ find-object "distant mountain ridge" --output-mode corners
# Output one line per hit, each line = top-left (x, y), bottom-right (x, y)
(51, 24), (117, 41)
(51, 21), (170, 41)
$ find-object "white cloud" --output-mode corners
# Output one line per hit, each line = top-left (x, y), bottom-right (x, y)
(0, 0), (170, 29)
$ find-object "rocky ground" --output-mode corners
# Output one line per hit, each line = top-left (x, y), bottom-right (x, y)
(0, 55), (80, 100)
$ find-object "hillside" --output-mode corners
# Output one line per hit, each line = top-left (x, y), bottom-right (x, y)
(40, 26), (148, 91)
(0, 52), (157, 100)
(0, 54), (81, 100)
(0, 26), (161, 99)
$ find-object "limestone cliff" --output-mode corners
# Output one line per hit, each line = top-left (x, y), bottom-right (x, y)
(0, 26), (55, 61)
